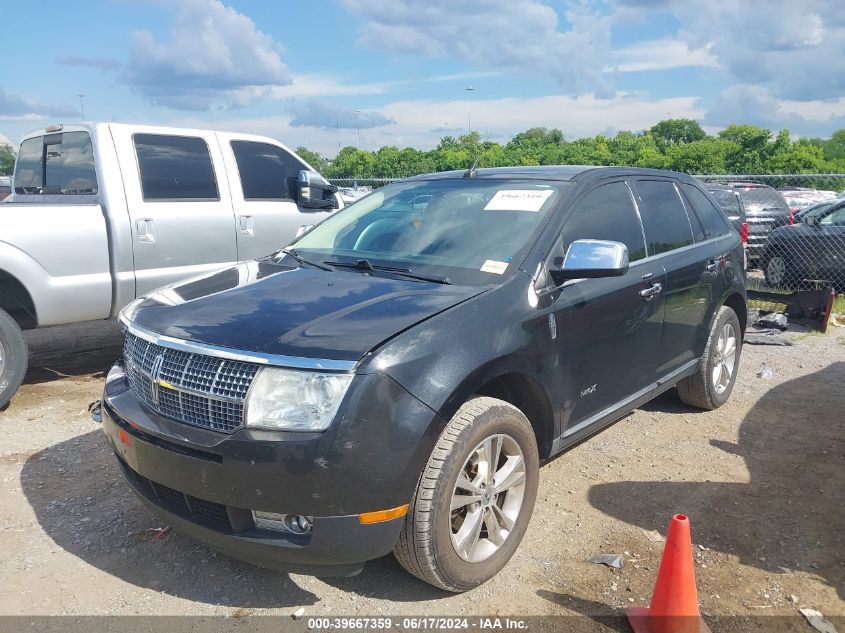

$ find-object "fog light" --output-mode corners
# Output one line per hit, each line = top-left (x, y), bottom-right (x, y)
(252, 511), (312, 534)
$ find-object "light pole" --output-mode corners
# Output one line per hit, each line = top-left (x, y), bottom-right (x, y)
(465, 86), (475, 135)
(355, 110), (361, 149)
(78, 94), (85, 121)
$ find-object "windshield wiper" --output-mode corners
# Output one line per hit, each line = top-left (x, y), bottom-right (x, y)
(324, 258), (451, 284)
(281, 249), (333, 271)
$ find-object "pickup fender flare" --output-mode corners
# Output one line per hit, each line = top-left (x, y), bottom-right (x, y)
(0, 241), (51, 328)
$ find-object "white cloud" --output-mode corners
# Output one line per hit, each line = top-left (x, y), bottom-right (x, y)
(704, 85), (845, 136)
(124, 0), (291, 110)
(341, 0), (616, 97)
(607, 39), (719, 72)
(161, 91), (705, 156)
(619, 0), (845, 101)
(0, 88), (77, 120)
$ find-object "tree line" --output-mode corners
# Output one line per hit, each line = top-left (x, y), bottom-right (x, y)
(296, 119), (845, 179)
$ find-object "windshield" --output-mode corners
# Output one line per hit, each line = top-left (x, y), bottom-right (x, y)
(288, 178), (567, 285)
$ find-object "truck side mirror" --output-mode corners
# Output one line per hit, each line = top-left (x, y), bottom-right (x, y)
(297, 170), (339, 210)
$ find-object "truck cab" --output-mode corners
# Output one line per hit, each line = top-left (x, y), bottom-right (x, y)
(0, 122), (339, 408)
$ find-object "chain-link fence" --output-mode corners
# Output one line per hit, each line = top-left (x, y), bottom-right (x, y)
(330, 173), (845, 295)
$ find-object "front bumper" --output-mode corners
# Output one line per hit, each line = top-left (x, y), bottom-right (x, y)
(101, 362), (444, 574)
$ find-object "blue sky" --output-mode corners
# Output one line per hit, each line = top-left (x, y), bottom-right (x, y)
(1, 0), (843, 155)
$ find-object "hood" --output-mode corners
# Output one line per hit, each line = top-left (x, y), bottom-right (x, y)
(127, 260), (485, 362)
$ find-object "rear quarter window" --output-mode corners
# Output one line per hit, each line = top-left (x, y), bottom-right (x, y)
(134, 134), (219, 201)
(682, 184), (732, 238)
(634, 180), (694, 255)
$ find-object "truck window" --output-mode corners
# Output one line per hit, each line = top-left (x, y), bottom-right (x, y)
(230, 140), (306, 200)
(14, 132), (98, 195)
(561, 181), (647, 261)
(134, 134), (219, 201)
(635, 180), (695, 255)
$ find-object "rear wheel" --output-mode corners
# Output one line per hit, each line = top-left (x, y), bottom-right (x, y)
(677, 306), (741, 410)
(0, 308), (27, 409)
(394, 396), (539, 592)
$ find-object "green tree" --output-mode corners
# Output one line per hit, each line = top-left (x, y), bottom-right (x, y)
(295, 146), (326, 173)
(718, 124), (773, 172)
(0, 143), (15, 175)
(649, 119), (707, 149)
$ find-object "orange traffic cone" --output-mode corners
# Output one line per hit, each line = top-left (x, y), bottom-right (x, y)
(627, 514), (711, 633)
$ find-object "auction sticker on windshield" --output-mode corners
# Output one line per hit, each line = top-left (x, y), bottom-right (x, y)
(480, 259), (509, 274)
(484, 189), (554, 212)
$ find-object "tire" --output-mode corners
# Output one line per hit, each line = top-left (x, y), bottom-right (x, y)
(0, 308), (27, 409)
(394, 396), (539, 592)
(677, 306), (742, 410)
(763, 253), (792, 288)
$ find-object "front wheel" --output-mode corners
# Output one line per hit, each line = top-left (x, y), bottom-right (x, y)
(394, 396), (539, 592)
(0, 308), (28, 409)
(763, 254), (793, 288)
(677, 306), (742, 410)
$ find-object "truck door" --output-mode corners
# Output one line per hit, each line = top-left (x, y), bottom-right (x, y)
(219, 135), (335, 260)
(113, 131), (239, 296)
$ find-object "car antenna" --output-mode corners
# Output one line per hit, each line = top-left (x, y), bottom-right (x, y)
(464, 131), (493, 178)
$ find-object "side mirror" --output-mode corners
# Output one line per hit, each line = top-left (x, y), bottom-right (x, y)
(550, 239), (629, 284)
(297, 170), (339, 210)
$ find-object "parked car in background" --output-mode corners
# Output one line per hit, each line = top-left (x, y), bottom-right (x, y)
(778, 187), (838, 224)
(761, 198), (845, 290)
(0, 122), (340, 408)
(708, 182), (790, 268)
(795, 200), (835, 224)
(706, 184), (748, 245)
(101, 166), (746, 590)
(0, 176), (11, 201)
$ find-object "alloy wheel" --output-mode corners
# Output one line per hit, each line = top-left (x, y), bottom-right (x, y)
(712, 323), (738, 395)
(766, 256), (787, 286)
(449, 433), (526, 563)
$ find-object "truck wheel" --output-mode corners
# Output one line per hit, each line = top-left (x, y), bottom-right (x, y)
(394, 396), (539, 592)
(0, 308), (27, 409)
(677, 306), (741, 410)
(763, 254), (792, 288)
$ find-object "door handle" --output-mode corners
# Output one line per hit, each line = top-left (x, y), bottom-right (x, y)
(136, 218), (155, 243)
(705, 259), (719, 272)
(239, 215), (254, 237)
(639, 282), (663, 300)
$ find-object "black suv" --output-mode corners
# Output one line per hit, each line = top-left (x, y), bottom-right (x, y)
(101, 167), (747, 591)
(708, 182), (790, 267)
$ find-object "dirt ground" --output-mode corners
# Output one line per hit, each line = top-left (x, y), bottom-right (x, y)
(0, 319), (842, 631)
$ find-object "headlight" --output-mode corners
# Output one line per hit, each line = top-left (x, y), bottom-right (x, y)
(244, 367), (353, 431)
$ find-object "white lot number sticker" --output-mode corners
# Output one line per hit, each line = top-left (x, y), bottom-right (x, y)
(480, 259), (509, 274)
(484, 189), (554, 212)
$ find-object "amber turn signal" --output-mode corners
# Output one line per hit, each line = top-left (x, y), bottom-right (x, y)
(358, 504), (409, 524)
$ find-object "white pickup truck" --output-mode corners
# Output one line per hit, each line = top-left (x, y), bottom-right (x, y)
(0, 122), (340, 408)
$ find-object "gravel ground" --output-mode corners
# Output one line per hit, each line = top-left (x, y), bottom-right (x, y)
(0, 319), (842, 630)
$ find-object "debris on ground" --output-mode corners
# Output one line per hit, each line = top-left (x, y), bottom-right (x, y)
(144, 526), (171, 541)
(757, 365), (774, 379)
(588, 553), (624, 568)
(755, 312), (789, 331)
(292, 607), (306, 619)
(799, 608), (838, 633)
(745, 331), (794, 346)
(643, 529), (665, 543)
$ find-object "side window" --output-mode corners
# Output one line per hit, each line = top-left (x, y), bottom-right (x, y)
(682, 184), (731, 238)
(819, 207), (845, 226)
(635, 180), (694, 255)
(14, 132), (98, 195)
(561, 181), (646, 262)
(134, 134), (218, 200)
(230, 140), (306, 200)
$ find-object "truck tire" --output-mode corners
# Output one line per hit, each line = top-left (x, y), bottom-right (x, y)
(0, 308), (27, 409)
(677, 306), (742, 410)
(394, 396), (539, 592)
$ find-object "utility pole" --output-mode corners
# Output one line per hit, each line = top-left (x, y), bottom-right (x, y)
(465, 86), (475, 135)
(355, 110), (361, 149)
(78, 94), (85, 121)
(336, 121), (341, 153)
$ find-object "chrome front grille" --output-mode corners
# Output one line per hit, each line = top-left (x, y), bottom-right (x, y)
(122, 331), (260, 432)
